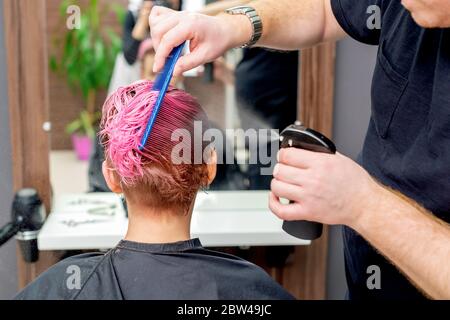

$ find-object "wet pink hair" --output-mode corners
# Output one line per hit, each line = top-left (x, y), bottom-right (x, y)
(99, 80), (210, 210)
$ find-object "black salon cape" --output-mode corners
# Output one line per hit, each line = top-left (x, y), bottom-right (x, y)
(14, 239), (293, 300)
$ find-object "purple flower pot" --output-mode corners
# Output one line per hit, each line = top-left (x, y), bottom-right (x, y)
(71, 134), (93, 161)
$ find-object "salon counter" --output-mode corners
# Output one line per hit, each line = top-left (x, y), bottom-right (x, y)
(38, 191), (310, 250)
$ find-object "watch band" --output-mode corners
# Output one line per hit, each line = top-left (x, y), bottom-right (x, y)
(225, 6), (263, 48)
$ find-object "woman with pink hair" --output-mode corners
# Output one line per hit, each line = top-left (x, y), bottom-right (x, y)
(15, 81), (293, 300)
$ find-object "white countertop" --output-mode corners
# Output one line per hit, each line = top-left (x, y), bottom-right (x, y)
(38, 191), (310, 250)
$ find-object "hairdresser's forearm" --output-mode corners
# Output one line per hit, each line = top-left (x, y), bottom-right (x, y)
(151, 0), (346, 73)
(351, 186), (450, 299)
(229, 0), (347, 50)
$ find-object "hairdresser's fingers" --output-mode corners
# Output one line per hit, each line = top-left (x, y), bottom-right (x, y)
(173, 46), (210, 76)
(272, 163), (308, 187)
(153, 12), (232, 74)
(278, 148), (332, 169)
(150, 13), (182, 50)
(271, 178), (305, 205)
(268, 192), (307, 222)
(153, 22), (193, 73)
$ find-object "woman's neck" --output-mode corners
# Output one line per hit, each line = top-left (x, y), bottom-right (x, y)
(124, 202), (192, 244)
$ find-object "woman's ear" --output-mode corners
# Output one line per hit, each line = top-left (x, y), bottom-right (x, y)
(206, 149), (218, 185)
(102, 161), (123, 194)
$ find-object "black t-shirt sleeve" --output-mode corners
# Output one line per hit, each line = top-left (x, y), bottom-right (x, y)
(330, 0), (385, 45)
(122, 11), (142, 65)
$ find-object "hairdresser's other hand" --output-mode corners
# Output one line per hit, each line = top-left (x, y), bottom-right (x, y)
(269, 149), (383, 229)
(150, 6), (252, 76)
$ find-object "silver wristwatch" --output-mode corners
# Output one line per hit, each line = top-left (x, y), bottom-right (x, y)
(225, 6), (263, 48)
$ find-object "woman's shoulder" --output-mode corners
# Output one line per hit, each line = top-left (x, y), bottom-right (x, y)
(190, 248), (295, 300)
(14, 252), (106, 300)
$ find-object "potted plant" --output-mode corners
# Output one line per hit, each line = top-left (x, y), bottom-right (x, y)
(51, 0), (124, 160)
(65, 110), (100, 161)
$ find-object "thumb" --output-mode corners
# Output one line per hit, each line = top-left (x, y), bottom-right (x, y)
(173, 48), (208, 76)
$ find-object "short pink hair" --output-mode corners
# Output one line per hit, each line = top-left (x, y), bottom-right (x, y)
(99, 80), (210, 209)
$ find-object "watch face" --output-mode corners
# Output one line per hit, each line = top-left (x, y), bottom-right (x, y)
(228, 6), (249, 14)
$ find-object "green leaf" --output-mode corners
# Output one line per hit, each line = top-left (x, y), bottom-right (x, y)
(111, 3), (126, 25)
(50, 0), (123, 103)
(59, 0), (72, 17)
(66, 119), (82, 135)
(49, 56), (58, 71)
(80, 111), (96, 138)
(106, 28), (122, 51)
(89, 0), (100, 32)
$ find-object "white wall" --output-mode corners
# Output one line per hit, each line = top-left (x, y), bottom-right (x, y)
(0, 0), (18, 299)
(326, 37), (377, 299)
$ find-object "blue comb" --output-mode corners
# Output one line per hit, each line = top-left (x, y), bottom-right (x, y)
(139, 42), (186, 151)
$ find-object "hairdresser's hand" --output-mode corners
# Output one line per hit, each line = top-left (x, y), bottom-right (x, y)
(150, 6), (252, 76)
(269, 149), (383, 229)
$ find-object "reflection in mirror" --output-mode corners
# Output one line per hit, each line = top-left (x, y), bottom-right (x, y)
(47, 0), (300, 201)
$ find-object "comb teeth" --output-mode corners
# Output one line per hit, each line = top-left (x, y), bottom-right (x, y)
(139, 43), (186, 150)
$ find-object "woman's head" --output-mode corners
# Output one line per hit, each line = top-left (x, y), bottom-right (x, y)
(99, 80), (215, 212)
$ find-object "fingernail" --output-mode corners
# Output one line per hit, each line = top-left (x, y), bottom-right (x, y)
(277, 151), (280, 162)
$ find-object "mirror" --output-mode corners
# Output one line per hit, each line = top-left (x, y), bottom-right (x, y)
(47, 0), (301, 199)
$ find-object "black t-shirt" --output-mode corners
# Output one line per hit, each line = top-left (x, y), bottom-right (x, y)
(331, 0), (450, 299)
(14, 239), (293, 300)
(235, 48), (299, 130)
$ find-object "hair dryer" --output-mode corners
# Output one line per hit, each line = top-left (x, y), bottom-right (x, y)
(279, 122), (336, 240)
(0, 189), (45, 263)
